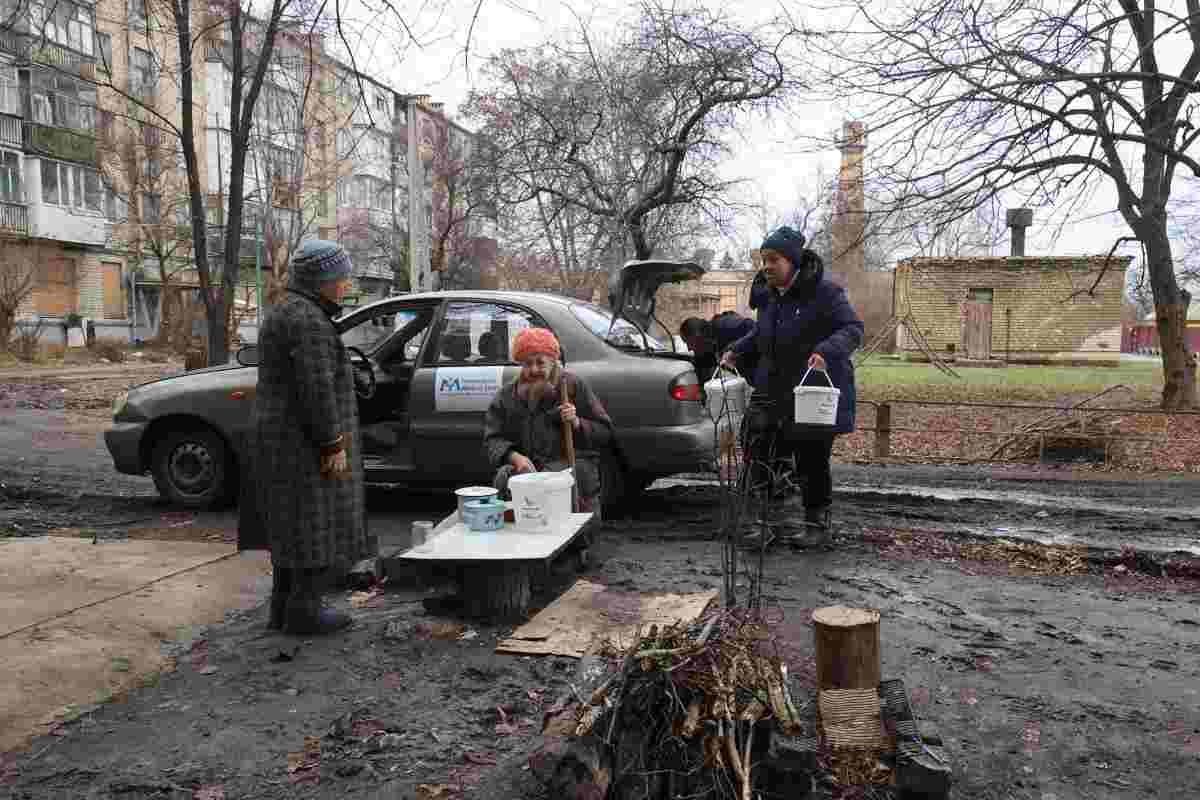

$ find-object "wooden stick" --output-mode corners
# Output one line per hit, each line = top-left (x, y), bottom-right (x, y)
(559, 374), (578, 512)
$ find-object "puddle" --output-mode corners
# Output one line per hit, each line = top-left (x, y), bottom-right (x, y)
(840, 483), (1200, 520)
(961, 525), (1200, 557)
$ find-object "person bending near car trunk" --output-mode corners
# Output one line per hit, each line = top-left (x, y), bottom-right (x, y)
(483, 327), (614, 516)
(238, 240), (371, 635)
(722, 226), (863, 547)
(679, 312), (757, 384)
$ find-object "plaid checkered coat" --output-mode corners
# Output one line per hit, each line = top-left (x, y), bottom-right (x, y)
(247, 289), (369, 569)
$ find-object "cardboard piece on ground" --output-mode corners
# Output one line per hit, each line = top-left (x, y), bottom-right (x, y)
(496, 579), (718, 658)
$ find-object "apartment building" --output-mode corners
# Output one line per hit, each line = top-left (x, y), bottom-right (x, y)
(2, 1), (489, 346)
(0, 0), (129, 342)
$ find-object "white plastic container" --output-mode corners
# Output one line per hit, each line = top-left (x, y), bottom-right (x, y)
(508, 471), (574, 530)
(793, 367), (840, 426)
(703, 366), (752, 421)
(455, 485), (499, 518)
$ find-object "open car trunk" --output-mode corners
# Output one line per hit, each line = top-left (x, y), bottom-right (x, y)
(607, 260), (705, 357)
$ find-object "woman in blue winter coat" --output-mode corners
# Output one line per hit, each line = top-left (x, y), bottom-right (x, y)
(722, 226), (863, 546)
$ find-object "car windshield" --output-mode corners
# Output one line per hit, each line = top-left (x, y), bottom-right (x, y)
(571, 302), (669, 352)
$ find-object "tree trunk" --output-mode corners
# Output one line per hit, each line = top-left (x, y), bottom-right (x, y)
(812, 606), (881, 690)
(1145, 227), (1197, 409)
(459, 564), (532, 620)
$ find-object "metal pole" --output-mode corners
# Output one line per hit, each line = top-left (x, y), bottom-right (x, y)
(255, 217), (263, 327)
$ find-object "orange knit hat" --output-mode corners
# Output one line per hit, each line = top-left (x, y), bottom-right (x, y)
(512, 327), (561, 363)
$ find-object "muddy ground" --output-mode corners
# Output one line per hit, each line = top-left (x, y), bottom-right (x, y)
(2, 370), (1200, 799)
(2, 474), (1199, 799)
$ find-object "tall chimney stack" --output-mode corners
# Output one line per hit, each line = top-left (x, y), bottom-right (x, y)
(1006, 208), (1033, 257)
(831, 121), (867, 281)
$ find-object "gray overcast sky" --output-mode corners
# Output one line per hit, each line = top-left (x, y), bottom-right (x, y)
(329, 0), (1159, 266)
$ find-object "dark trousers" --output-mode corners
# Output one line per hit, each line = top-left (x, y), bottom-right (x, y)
(743, 400), (835, 510)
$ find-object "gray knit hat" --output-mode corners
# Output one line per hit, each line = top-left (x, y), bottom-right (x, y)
(290, 240), (354, 291)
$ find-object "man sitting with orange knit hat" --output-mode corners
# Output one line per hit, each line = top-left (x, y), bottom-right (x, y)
(483, 327), (616, 516)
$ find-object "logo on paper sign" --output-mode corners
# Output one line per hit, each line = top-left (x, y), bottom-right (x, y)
(435, 367), (504, 412)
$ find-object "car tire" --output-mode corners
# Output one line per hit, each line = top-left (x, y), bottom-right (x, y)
(150, 426), (233, 510)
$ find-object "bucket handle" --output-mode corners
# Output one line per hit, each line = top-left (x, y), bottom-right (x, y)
(713, 363), (742, 381)
(799, 366), (835, 388)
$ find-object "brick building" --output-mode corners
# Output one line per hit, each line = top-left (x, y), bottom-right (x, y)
(1125, 301), (1200, 354)
(893, 254), (1129, 365)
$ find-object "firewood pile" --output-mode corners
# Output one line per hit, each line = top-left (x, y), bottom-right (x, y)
(534, 609), (818, 800)
(531, 606), (953, 800)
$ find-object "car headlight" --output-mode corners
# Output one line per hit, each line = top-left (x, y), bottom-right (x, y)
(112, 391), (129, 419)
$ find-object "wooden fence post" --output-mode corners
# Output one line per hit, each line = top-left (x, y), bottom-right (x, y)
(874, 403), (892, 459)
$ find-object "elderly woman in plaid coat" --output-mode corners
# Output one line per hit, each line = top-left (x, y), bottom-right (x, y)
(241, 240), (370, 635)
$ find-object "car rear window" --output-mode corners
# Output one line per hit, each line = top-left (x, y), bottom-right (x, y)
(571, 302), (668, 352)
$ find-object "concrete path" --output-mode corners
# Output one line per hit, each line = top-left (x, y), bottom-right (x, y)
(0, 536), (270, 752)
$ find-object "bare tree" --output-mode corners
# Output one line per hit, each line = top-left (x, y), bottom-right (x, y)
(463, 0), (798, 274)
(821, 0), (1200, 407)
(97, 106), (194, 340)
(0, 243), (35, 350)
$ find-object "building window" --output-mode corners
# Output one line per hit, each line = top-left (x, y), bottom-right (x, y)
(131, 47), (155, 99)
(41, 159), (59, 204)
(95, 31), (112, 71)
(130, 0), (147, 29)
(0, 66), (17, 116)
(0, 151), (20, 203)
(84, 169), (102, 211)
(142, 193), (160, 223)
(29, 1), (94, 55)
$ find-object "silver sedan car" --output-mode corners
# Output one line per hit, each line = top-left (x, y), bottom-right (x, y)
(104, 261), (716, 510)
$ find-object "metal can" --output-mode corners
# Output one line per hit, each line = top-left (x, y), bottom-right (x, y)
(411, 520), (435, 547)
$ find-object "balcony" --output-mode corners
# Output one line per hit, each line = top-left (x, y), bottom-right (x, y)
(0, 32), (96, 72)
(0, 113), (20, 149)
(23, 122), (97, 164)
(354, 263), (394, 282)
(0, 201), (29, 237)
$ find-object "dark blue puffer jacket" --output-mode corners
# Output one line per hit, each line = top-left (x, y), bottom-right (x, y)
(732, 267), (863, 433)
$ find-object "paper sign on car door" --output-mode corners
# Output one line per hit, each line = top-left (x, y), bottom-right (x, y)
(435, 367), (505, 412)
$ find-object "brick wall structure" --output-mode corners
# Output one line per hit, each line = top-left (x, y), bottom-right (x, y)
(894, 255), (1130, 365)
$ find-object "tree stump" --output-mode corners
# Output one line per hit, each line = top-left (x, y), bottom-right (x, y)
(459, 564), (532, 620)
(812, 606), (881, 690)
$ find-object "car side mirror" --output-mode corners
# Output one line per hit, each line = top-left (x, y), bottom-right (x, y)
(236, 345), (260, 367)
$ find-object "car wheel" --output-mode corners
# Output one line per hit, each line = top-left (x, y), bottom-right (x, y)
(150, 426), (232, 510)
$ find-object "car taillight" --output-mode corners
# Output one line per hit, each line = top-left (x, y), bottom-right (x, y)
(670, 373), (702, 402)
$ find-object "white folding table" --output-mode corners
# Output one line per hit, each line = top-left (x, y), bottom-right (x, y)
(394, 508), (596, 618)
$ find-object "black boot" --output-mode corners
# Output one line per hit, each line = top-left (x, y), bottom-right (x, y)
(801, 506), (832, 547)
(283, 568), (353, 636)
(267, 566), (292, 630)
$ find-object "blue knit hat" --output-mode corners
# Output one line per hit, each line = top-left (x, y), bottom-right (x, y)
(761, 226), (807, 271)
(290, 240), (354, 290)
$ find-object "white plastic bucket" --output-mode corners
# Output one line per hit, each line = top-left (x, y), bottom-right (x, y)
(508, 470), (574, 530)
(703, 366), (752, 420)
(793, 367), (840, 426)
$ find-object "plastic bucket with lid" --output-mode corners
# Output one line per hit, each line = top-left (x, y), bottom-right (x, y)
(703, 366), (751, 420)
(455, 485), (499, 518)
(793, 367), (840, 426)
(508, 470), (574, 530)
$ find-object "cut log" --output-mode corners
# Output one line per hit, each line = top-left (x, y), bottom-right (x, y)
(459, 564), (532, 620)
(812, 606), (881, 690)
